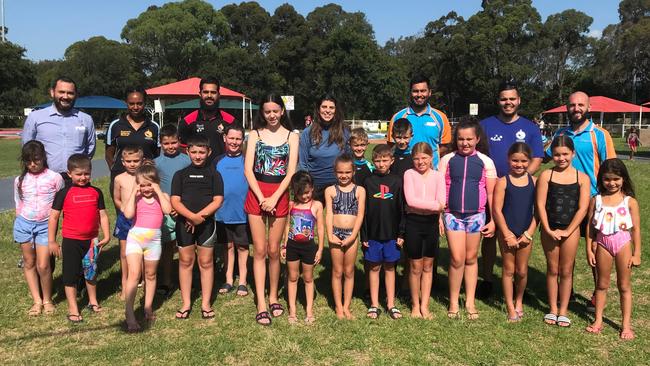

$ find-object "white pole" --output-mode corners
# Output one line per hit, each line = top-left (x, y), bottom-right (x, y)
(1, 0), (5, 43)
(600, 111), (604, 127)
(241, 96), (245, 128)
(639, 106), (643, 129)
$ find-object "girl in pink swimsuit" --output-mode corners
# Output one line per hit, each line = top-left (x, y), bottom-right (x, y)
(586, 158), (641, 340)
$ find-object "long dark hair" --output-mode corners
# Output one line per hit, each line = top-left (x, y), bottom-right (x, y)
(310, 94), (348, 149)
(18, 140), (48, 200)
(290, 170), (314, 202)
(450, 116), (490, 155)
(597, 158), (635, 197)
(253, 94), (293, 131)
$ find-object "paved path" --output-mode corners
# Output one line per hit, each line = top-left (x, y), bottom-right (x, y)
(0, 159), (109, 212)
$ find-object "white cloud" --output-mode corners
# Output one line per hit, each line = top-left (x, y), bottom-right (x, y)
(588, 29), (603, 38)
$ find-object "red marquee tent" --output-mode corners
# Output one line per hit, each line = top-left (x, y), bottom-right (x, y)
(543, 96), (650, 114)
(146, 77), (245, 99)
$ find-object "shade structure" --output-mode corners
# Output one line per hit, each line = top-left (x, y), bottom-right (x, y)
(34, 96), (126, 109)
(644, 102), (650, 106)
(146, 77), (245, 99)
(543, 96), (650, 114)
(166, 98), (258, 110)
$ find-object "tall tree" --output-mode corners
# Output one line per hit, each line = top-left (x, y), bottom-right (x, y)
(0, 41), (35, 118)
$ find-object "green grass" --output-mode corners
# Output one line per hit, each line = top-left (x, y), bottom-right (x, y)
(0, 139), (105, 179)
(1, 158), (649, 364)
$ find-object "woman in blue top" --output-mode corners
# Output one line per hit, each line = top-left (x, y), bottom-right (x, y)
(298, 95), (350, 203)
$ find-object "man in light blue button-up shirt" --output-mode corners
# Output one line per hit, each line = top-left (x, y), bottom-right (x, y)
(22, 77), (95, 174)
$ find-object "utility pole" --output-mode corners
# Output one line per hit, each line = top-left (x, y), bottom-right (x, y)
(1, 0), (5, 42)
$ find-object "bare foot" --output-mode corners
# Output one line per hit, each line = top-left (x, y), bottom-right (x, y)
(335, 307), (345, 320)
(304, 315), (315, 325)
(126, 319), (141, 333)
(343, 308), (355, 320)
(288, 315), (298, 324)
(620, 328), (635, 340)
(119, 292), (126, 301)
(421, 310), (433, 320)
(411, 309), (422, 318)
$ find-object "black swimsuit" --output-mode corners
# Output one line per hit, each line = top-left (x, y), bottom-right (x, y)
(545, 169), (579, 230)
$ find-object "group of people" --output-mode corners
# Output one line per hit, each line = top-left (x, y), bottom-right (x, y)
(14, 75), (641, 340)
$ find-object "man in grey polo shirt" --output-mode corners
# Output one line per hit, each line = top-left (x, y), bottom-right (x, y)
(22, 77), (95, 175)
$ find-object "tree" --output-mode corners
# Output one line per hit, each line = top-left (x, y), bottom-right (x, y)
(121, 0), (229, 82)
(220, 2), (273, 53)
(0, 41), (36, 119)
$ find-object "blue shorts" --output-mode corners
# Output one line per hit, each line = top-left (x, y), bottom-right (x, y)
(364, 239), (400, 263)
(113, 211), (133, 241)
(13, 216), (49, 246)
(444, 212), (486, 234)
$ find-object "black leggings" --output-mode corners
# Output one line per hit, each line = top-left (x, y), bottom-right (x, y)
(404, 213), (440, 260)
(62, 237), (92, 286)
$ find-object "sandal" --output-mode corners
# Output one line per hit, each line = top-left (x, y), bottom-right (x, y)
(586, 324), (603, 334)
(287, 315), (298, 324)
(557, 315), (571, 327)
(42, 301), (56, 315)
(218, 283), (234, 294)
(175, 309), (191, 320)
(515, 309), (524, 319)
(543, 313), (558, 325)
(201, 309), (215, 319)
(67, 314), (83, 323)
(467, 311), (480, 320)
(388, 307), (402, 320)
(447, 311), (459, 319)
(367, 306), (381, 319)
(270, 303), (284, 317)
(86, 304), (103, 313)
(236, 284), (249, 297)
(28, 303), (42, 316)
(256, 311), (272, 326)
(620, 329), (636, 340)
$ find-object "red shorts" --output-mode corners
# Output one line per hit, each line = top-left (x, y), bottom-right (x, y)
(244, 181), (289, 217)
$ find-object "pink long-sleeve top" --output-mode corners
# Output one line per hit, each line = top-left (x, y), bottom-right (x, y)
(14, 168), (64, 222)
(403, 168), (446, 214)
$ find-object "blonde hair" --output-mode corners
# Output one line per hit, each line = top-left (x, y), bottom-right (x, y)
(135, 164), (160, 184)
(411, 142), (433, 157)
(350, 127), (369, 144)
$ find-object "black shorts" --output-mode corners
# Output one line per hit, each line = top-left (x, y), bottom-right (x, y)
(62, 237), (92, 286)
(312, 184), (331, 205)
(176, 218), (217, 248)
(286, 239), (317, 265)
(404, 213), (440, 260)
(216, 222), (250, 246)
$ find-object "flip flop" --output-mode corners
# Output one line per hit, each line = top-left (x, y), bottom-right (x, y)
(236, 284), (249, 297)
(586, 324), (603, 334)
(175, 309), (191, 320)
(467, 311), (480, 320)
(42, 301), (56, 315)
(256, 311), (272, 326)
(270, 303), (284, 317)
(367, 306), (381, 319)
(218, 283), (234, 294)
(28, 303), (42, 316)
(67, 314), (83, 323)
(86, 304), (103, 313)
(557, 315), (571, 327)
(447, 311), (459, 319)
(543, 313), (558, 325)
(388, 307), (402, 320)
(201, 309), (215, 319)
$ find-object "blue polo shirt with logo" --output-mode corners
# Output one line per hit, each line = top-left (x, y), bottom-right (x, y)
(480, 116), (544, 177)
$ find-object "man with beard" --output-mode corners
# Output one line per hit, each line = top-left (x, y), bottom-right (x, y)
(178, 77), (238, 163)
(547, 91), (615, 311)
(387, 74), (451, 169)
(22, 77), (96, 177)
(476, 81), (544, 299)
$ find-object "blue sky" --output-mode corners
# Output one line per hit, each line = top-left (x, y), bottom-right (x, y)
(5, 0), (621, 61)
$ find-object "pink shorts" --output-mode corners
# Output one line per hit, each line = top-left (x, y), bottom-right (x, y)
(597, 230), (631, 257)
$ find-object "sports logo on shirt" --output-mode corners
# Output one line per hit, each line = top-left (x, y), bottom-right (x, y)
(373, 184), (394, 199)
(120, 131), (131, 137)
(490, 134), (503, 142)
(515, 129), (526, 141)
(196, 124), (205, 133)
(144, 130), (153, 139)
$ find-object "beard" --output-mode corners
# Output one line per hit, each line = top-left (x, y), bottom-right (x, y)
(53, 97), (75, 112)
(200, 98), (219, 112)
(569, 112), (588, 126)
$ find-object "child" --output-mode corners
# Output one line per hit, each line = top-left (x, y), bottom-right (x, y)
(492, 142), (537, 322)
(403, 142), (445, 319)
(14, 140), (64, 316)
(536, 135), (590, 327)
(281, 171), (324, 324)
(244, 94), (298, 326)
(438, 117), (496, 320)
(215, 125), (250, 297)
(349, 128), (373, 185)
(48, 154), (110, 323)
(153, 124), (191, 296)
(586, 159), (641, 339)
(325, 154), (366, 319)
(361, 144), (405, 320)
(391, 118), (415, 178)
(122, 165), (171, 332)
(171, 135), (224, 320)
(113, 145), (144, 299)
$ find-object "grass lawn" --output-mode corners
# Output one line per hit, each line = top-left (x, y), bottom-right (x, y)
(1, 151), (649, 364)
(0, 139), (105, 179)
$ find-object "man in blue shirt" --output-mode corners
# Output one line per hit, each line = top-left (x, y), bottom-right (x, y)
(22, 77), (95, 175)
(477, 81), (544, 299)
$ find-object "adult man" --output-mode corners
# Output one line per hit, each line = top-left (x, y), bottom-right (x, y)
(477, 81), (544, 298)
(547, 91), (616, 310)
(178, 77), (238, 163)
(22, 77), (95, 176)
(387, 74), (451, 169)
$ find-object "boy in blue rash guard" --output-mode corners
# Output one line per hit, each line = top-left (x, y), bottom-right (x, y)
(215, 126), (251, 297)
(361, 144), (406, 320)
(153, 124), (190, 295)
(349, 128), (373, 186)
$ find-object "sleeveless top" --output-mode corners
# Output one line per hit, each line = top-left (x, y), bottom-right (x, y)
(332, 185), (358, 215)
(133, 197), (163, 229)
(502, 174), (535, 236)
(254, 130), (290, 183)
(592, 195), (633, 235)
(288, 202), (316, 242)
(545, 169), (580, 228)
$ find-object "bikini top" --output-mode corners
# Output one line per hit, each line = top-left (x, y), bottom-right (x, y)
(332, 185), (358, 215)
(592, 195), (633, 235)
(254, 129), (290, 183)
(288, 202), (316, 242)
(545, 168), (580, 227)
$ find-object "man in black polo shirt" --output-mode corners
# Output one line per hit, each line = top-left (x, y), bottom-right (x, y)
(178, 77), (239, 163)
(105, 88), (160, 189)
